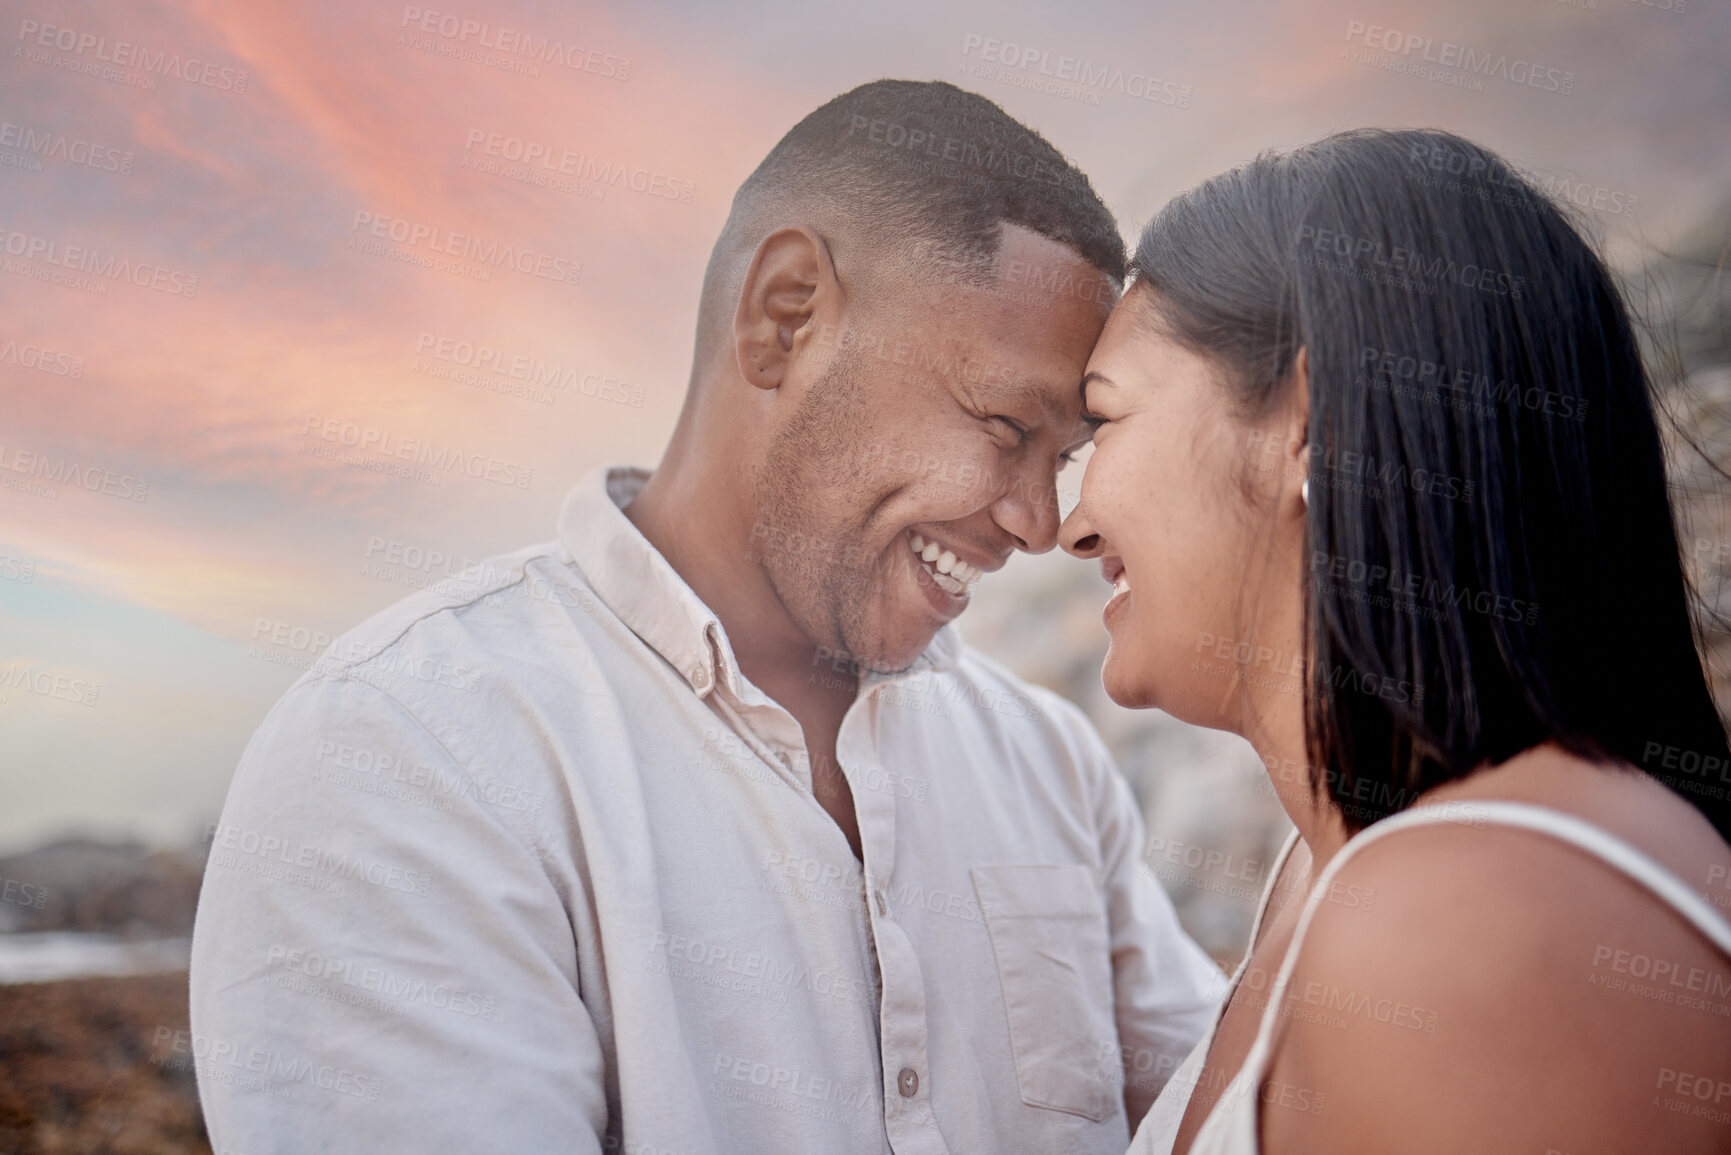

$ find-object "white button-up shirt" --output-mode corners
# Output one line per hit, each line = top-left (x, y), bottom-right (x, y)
(189, 465), (1224, 1155)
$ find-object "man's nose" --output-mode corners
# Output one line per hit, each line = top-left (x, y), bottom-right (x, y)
(990, 469), (1063, 554)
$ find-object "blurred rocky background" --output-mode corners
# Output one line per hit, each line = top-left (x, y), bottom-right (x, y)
(1654, 200), (1731, 714)
(0, 840), (203, 940)
(0, 841), (207, 1153)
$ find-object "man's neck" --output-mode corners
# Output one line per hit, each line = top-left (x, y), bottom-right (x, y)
(625, 459), (865, 859)
(623, 461), (860, 710)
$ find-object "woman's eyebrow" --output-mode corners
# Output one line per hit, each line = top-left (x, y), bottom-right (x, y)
(1079, 371), (1115, 406)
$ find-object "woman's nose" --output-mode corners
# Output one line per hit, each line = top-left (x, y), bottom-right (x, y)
(1059, 504), (1103, 558)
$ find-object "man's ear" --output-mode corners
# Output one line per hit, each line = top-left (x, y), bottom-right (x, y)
(733, 226), (839, 392)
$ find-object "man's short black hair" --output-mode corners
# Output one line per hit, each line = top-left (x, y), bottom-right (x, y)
(692, 80), (1125, 372)
(737, 79), (1126, 281)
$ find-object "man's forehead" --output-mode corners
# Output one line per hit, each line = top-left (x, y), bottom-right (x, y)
(990, 230), (1120, 306)
(951, 276), (1108, 408)
(889, 221), (1117, 308)
(861, 225), (1113, 422)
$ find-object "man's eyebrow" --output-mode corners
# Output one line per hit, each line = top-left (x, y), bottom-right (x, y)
(979, 374), (1096, 431)
(987, 377), (1070, 426)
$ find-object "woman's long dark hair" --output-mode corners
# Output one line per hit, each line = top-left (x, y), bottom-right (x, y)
(1133, 127), (1731, 841)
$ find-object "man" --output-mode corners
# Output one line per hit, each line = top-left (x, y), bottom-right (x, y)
(190, 79), (1223, 1154)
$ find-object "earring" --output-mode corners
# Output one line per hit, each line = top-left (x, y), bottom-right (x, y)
(1301, 479), (1310, 507)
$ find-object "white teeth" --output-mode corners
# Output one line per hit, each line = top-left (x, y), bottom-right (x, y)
(1114, 576), (1130, 597)
(909, 531), (979, 595)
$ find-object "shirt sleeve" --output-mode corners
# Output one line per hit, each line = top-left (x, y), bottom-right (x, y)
(188, 670), (608, 1153)
(1044, 693), (1229, 1124)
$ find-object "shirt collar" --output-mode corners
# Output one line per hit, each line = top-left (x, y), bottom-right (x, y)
(558, 465), (962, 699)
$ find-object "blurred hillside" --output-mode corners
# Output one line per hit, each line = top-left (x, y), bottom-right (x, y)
(0, 840), (204, 938)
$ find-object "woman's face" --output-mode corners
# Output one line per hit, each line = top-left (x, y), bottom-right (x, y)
(1059, 285), (1308, 735)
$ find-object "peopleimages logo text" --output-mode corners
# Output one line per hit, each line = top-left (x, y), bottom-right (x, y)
(16, 19), (249, 91)
(301, 415), (534, 489)
(0, 227), (198, 297)
(399, 7), (630, 79)
(349, 211), (581, 287)
(961, 34), (1191, 107)
(0, 120), (132, 173)
(1344, 21), (1574, 94)
(0, 444), (149, 501)
(462, 129), (694, 202)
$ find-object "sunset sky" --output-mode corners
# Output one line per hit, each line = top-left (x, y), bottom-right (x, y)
(2, 0), (1728, 851)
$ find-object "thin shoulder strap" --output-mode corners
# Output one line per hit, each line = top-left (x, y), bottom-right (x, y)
(1240, 827), (1303, 966)
(1239, 800), (1731, 1072)
(1202, 826), (1304, 1028)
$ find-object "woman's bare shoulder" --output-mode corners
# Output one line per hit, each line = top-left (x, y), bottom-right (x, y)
(1422, 743), (1731, 902)
(1254, 751), (1731, 1153)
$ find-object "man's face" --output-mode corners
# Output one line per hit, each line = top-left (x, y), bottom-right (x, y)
(754, 224), (1112, 674)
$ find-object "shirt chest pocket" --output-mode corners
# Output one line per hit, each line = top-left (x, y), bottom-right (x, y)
(970, 863), (1119, 1122)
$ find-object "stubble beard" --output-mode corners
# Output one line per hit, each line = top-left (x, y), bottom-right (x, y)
(754, 349), (912, 676)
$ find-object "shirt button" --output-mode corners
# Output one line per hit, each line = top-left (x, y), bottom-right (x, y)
(874, 890), (888, 917)
(690, 665), (711, 691)
(898, 1067), (919, 1098)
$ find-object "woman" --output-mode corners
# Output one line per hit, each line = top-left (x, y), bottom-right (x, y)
(1058, 128), (1731, 1154)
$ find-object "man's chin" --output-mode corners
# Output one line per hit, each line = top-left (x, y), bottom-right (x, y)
(841, 621), (939, 679)
(844, 643), (926, 680)
(827, 585), (952, 677)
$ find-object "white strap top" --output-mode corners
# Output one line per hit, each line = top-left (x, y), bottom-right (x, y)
(1128, 827), (1301, 1151)
(1127, 800), (1731, 1155)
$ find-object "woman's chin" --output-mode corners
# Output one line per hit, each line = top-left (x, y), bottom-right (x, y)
(1099, 651), (1160, 710)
